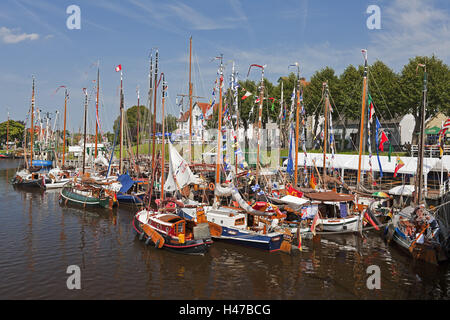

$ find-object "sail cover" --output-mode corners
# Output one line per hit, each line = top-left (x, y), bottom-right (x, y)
(164, 141), (199, 192)
(118, 173), (135, 193)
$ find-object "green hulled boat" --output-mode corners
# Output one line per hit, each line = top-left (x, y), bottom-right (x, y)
(60, 181), (118, 209)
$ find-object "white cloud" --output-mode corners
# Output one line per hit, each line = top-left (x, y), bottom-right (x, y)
(368, 0), (450, 69)
(0, 27), (39, 44)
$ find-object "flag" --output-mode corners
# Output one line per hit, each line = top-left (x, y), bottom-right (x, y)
(287, 184), (303, 198)
(368, 94), (375, 123)
(115, 64), (122, 72)
(375, 117), (384, 178)
(439, 133), (444, 158)
(310, 212), (320, 236)
(286, 126), (295, 176)
(394, 156), (405, 177)
(310, 173), (317, 189)
(269, 97), (275, 111)
(241, 91), (252, 100)
(379, 131), (389, 151)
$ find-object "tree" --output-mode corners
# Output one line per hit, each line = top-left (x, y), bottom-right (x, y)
(337, 64), (363, 150)
(398, 55), (450, 144)
(367, 60), (401, 120)
(303, 67), (340, 149)
(164, 114), (178, 133)
(0, 120), (24, 147)
(113, 105), (160, 144)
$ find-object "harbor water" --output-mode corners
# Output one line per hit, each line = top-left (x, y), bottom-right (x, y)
(1, 159), (449, 300)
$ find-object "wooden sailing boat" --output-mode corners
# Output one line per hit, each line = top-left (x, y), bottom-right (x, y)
(59, 88), (118, 209)
(383, 63), (449, 264)
(11, 77), (52, 187)
(134, 71), (212, 254)
(174, 58), (289, 252)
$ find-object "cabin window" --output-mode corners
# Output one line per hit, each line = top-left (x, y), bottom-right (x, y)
(235, 218), (245, 226)
(177, 223), (184, 234)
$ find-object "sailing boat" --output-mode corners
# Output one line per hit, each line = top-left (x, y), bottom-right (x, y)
(176, 58), (289, 252)
(383, 63), (450, 264)
(133, 72), (212, 254)
(59, 88), (118, 209)
(11, 77), (52, 187)
(39, 87), (73, 189)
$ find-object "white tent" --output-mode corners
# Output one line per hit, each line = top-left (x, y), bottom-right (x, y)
(283, 153), (450, 176)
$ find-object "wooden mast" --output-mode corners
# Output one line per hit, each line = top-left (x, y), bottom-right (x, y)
(30, 77), (35, 167)
(151, 50), (159, 179)
(62, 89), (68, 167)
(6, 110), (9, 152)
(82, 89), (88, 175)
(119, 69), (124, 174)
(357, 50), (369, 190)
(215, 55), (224, 186)
(232, 61), (239, 171)
(247, 64), (265, 184)
(148, 52), (153, 160)
(415, 63), (427, 205)
(322, 82), (329, 186)
(188, 36), (193, 163)
(95, 66), (99, 158)
(136, 86), (140, 159)
(160, 74), (166, 202)
(292, 63), (301, 187)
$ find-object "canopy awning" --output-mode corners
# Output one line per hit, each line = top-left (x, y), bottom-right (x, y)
(304, 191), (355, 202)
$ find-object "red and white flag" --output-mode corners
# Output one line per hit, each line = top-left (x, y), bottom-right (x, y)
(115, 64), (122, 72)
(439, 118), (450, 136)
(241, 91), (252, 100)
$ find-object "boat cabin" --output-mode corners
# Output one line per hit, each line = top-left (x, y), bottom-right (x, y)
(150, 214), (193, 238)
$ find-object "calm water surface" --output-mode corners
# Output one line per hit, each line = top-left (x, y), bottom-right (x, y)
(0, 159), (448, 300)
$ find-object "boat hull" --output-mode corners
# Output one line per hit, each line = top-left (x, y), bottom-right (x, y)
(213, 225), (284, 252)
(318, 216), (360, 232)
(133, 216), (211, 255)
(59, 186), (117, 209)
(117, 193), (144, 205)
(384, 225), (444, 265)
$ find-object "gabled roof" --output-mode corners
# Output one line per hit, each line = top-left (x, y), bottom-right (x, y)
(177, 102), (219, 122)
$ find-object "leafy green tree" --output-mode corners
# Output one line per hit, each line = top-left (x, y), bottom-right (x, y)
(398, 55), (450, 144)
(0, 120), (24, 147)
(368, 60), (401, 120)
(303, 67), (340, 149)
(164, 114), (178, 133)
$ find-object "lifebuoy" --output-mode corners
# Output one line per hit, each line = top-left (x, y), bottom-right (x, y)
(208, 183), (215, 191)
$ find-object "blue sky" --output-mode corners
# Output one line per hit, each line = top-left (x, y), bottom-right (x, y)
(0, 0), (449, 133)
